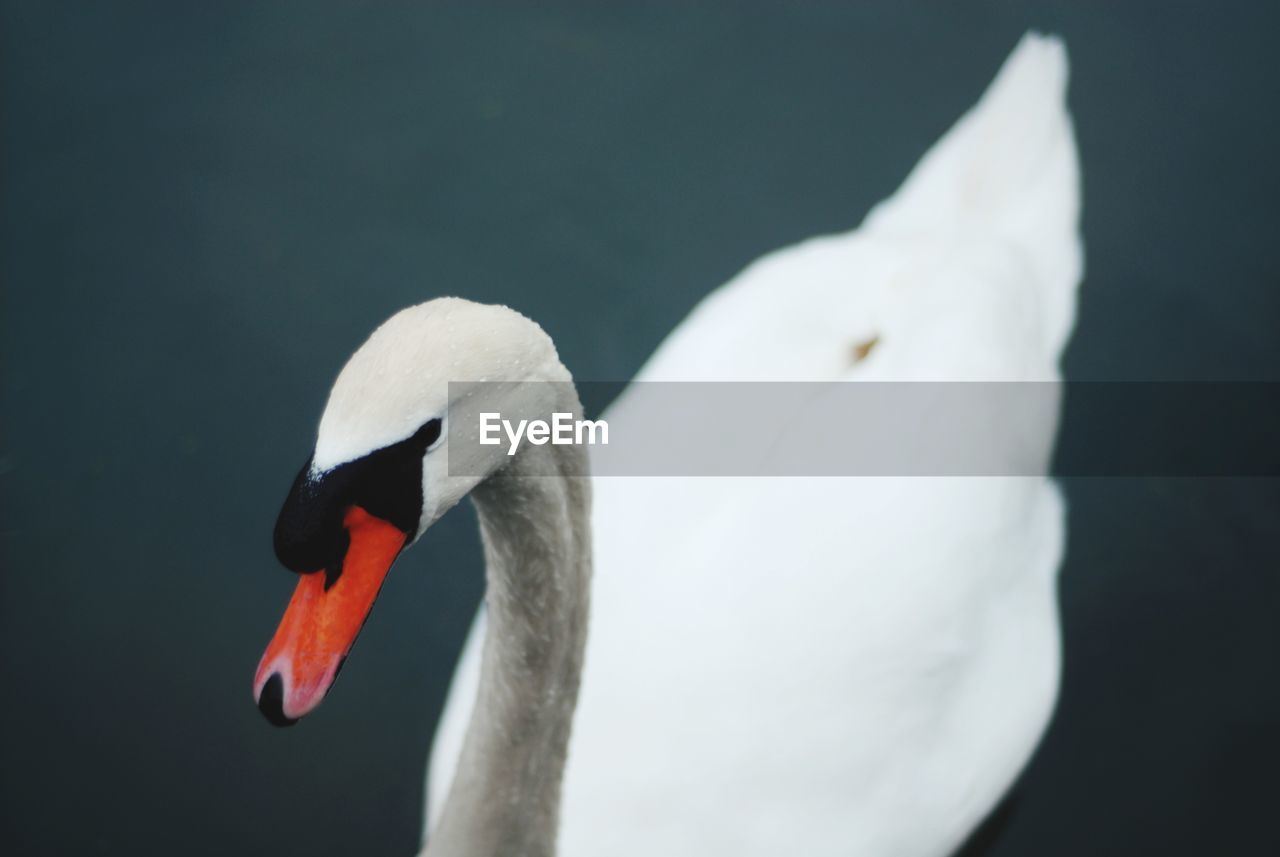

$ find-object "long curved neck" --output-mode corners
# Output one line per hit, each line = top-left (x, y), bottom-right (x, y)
(426, 434), (592, 857)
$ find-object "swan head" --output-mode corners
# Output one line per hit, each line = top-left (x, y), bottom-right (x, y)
(254, 297), (567, 726)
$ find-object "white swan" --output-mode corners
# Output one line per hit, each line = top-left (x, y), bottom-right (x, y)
(254, 32), (1081, 857)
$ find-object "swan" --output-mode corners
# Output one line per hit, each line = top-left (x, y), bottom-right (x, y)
(254, 31), (1081, 857)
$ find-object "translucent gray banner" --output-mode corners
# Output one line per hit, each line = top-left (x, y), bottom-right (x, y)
(445, 382), (1279, 477)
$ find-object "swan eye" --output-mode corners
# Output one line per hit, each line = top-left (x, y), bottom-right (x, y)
(419, 418), (444, 452)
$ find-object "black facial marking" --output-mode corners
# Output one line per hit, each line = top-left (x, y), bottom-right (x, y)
(273, 418), (442, 576)
(321, 526), (349, 592)
(419, 416), (443, 450)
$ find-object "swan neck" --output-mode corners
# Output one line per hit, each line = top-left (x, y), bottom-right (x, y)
(426, 435), (592, 857)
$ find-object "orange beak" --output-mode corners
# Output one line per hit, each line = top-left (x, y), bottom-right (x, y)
(253, 505), (407, 725)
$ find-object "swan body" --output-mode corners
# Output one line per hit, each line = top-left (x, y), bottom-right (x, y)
(427, 33), (1082, 857)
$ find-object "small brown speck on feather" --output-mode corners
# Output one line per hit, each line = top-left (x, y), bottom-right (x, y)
(851, 335), (880, 364)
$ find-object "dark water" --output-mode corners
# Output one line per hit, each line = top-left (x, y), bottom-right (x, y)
(2, 3), (1277, 855)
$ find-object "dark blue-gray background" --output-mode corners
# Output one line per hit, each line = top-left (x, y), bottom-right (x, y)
(2, 3), (1276, 855)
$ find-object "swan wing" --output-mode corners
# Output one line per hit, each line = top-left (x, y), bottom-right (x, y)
(429, 33), (1081, 857)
